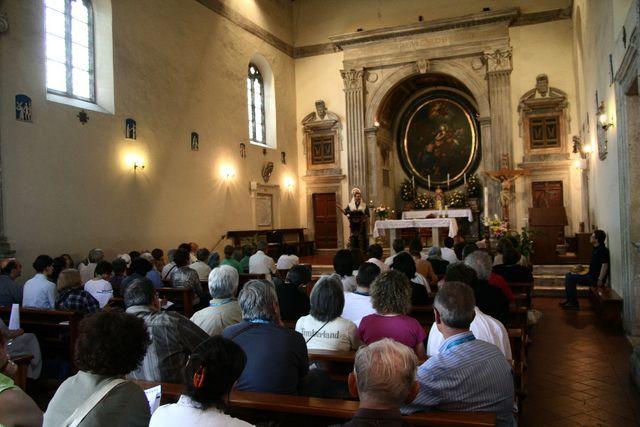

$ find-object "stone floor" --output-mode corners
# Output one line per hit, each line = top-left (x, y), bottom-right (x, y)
(520, 297), (640, 426)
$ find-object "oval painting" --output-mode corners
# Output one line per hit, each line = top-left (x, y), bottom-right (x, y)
(397, 91), (481, 190)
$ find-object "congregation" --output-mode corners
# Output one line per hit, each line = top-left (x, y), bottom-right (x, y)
(0, 235), (537, 426)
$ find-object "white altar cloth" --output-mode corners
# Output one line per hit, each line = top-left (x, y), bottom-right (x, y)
(402, 208), (473, 222)
(374, 218), (458, 250)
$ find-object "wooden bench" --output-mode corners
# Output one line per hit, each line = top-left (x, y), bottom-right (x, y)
(410, 305), (435, 327)
(11, 354), (33, 391)
(0, 307), (81, 371)
(227, 228), (315, 256)
(237, 274), (266, 296)
(156, 287), (194, 317)
(506, 307), (528, 330)
(508, 328), (527, 405)
(589, 286), (623, 329)
(131, 380), (496, 426)
(507, 282), (533, 309)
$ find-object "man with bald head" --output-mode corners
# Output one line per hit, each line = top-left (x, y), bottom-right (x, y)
(0, 259), (22, 306)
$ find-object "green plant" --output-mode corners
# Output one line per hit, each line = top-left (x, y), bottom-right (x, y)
(446, 191), (467, 208)
(413, 193), (433, 209)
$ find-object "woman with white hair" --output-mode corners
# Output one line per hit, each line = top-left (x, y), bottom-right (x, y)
(190, 265), (243, 336)
(342, 187), (370, 252)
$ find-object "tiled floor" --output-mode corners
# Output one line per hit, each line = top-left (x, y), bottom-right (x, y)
(520, 297), (640, 426)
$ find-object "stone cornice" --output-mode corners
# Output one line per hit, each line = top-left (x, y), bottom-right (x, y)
(329, 9), (519, 49)
(194, 1), (573, 59)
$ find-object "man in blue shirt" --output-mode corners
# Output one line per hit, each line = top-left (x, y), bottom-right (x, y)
(403, 281), (515, 426)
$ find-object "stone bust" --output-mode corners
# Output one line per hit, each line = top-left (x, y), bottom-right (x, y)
(536, 74), (549, 97)
(315, 100), (327, 120)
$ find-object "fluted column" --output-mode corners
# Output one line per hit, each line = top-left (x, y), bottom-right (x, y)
(341, 68), (367, 197)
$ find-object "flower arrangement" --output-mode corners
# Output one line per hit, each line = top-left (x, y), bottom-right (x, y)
(400, 179), (415, 202)
(446, 191), (467, 208)
(483, 214), (509, 238)
(374, 205), (394, 220)
(512, 227), (534, 257)
(466, 174), (481, 198)
(413, 193), (433, 209)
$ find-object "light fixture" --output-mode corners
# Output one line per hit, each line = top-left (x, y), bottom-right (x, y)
(374, 121), (380, 128)
(220, 165), (236, 180)
(572, 135), (593, 160)
(133, 161), (145, 171)
(124, 153), (145, 172)
(597, 101), (614, 131)
(284, 176), (295, 191)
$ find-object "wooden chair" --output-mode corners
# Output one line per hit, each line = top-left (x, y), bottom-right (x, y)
(131, 379), (496, 426)
(156, 287), (194, 317)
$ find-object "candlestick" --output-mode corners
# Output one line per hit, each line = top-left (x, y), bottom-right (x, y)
(447, 173), (450, 190)
(428, 175), (431, 189)
(464, 173), (467, 186)
(483, 186), (489, 219)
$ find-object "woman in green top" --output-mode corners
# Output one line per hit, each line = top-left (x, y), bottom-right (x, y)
(0, 332), (42, 427)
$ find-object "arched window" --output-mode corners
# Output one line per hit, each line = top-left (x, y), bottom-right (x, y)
(45, 0), (95, 102)
(247, 63), (266, 145)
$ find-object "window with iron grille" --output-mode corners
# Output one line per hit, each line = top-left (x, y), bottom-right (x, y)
(45, 0), (96, 102)
(529, 116), (559, 148)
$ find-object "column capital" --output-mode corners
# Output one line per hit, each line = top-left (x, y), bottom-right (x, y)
(341, 68), (364, 90)
(484, 48), (513, 75)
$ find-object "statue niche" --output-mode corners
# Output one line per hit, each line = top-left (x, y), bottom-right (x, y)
(301, 100), (342, 176)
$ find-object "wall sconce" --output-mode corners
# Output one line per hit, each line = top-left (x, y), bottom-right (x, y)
(133, 161), (145, 171)
(284, 176), (295, 191)
(374, 121), (380, 128)
(572, 135), (593, 160)
(597, 101), (614, 131)
(125, 153), (145, 172)
(220, 165), (236, 180)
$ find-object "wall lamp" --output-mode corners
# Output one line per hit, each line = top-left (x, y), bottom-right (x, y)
(597, 101), (614, 131)
(572, 135), (593, 160)
(133, 161), (145, 172)
(284, 176), (295, 191)
(220, 165), (236, 180)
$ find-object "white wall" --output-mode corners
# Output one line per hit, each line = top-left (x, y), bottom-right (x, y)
(0, 0), (300, 275)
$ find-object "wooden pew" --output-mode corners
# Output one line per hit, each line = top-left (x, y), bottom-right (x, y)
(410, 305), (435, 326)
(507, 282), (533, 309)
(506, 307), (528, 330)
(156, 287), (194, 317)
(0, 307), (80, 370)
(131, 380), (496, 426)
(11, 354), (33, 391)
(589, 286), (623, 329)
(237, 273), (266, 296)
(508, 328), (527, 410)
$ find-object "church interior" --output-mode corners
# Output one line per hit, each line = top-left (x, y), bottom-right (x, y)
(1, 0), (640, 425)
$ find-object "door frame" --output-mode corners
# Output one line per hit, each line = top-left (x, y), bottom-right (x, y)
(312, 192), (338, 249)
(303, 174), (345, 249)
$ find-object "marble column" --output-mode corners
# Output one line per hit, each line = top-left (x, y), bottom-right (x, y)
(0, 17), (14, 259)
(485, 48), (514, 222)
(341, 68), (367, 197)
(364, 127), (378, 204)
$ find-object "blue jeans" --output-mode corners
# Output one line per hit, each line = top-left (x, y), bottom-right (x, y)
(564, 273), (595, 305)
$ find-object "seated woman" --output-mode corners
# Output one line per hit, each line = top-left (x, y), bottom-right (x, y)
(391, 252), (431, 305)
(333, 249), (357, 292)
(0, 318), (42, 379)
(358, 270), (426, 359)
(296, 275), (360, 351)
(408, 238), (437, 286)
(190, 265), (243, 336)
(150, 336), (251, 426)
(44, 311), (151, 427)
(56, 269), (100, 315)
(0, 331), (42, 427)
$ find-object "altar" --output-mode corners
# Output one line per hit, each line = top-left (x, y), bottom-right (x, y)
(401, 208), (473, 222)
(374, 218), (458, 252)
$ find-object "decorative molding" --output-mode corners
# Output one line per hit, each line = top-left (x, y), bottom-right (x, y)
(484, 48), (513, 73)
(341, 69), (365, 90)
(301, 100), (343, 174)
(511, 7), (572, 27)
(415, 58), (430, 74)
(517, 74), (570, 140)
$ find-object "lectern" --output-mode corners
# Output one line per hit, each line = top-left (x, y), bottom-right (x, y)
(529, 207), (567, 264)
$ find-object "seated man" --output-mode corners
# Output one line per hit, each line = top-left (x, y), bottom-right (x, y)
(426, 247), (449, 276)
(222, 280), (308, 394)
(561, 229), (610, 310)
(440, 237), (459, 264)
(403, 282), (515, 426)
(190, 265), (243, 336)
(172, 248), (206, 307)
(384, 238), (405, 266)
(125, 278), (208, 383)
(249, 240), (276, 279)
(22, 255), (56, 309)
(492, 248), (534, 284)
(78, 248), (104, 285)
(190, 248), (212, 282)
(161, 249), (178, 280)
(463, 253), (510, 325)
(121, 257), (155, 293)
(220, 245), (241, 274)
(84, 260), (114, 308)
(276, 264), (311, 321)
(0, 259), (22, 306)
(365, 244), (389, 273)
(342, 338), (419, 426)
(342, 262), (380, 327)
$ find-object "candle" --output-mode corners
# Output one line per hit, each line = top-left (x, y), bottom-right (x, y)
(483, 186), (489, 219)
(447, 173), (450, 190)
(464, 173), (467, 186)
(428, 175), (431, 189)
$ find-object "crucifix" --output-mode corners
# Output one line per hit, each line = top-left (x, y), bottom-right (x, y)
(484, 154), (529, 225)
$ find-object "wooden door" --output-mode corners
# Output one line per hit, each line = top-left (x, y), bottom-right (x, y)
(532, 181), (563, 208)
(313, 193), (338, 249)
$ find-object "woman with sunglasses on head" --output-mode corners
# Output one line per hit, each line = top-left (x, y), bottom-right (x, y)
(150, 335), (252, 426)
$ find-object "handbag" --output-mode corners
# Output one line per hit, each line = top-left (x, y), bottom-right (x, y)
(62, 377), (127, 427)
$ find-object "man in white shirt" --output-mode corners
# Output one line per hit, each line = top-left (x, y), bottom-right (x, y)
(249, 240), (276, 279)
(384, 239), (406, 266)
(276, 245), (300, 270)
(189, 248), (212, 282)
(342, 263), (380, 327)
(22, 255), (56, 309)
(426, 304), (512, 359)
(78, 248), (104, 285)
(366, 244), (389, 273)
(440, 237), (459, 264)
(84, 261), (114, 308)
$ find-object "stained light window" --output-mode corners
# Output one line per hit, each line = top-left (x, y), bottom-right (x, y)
(45, 0), (95, 102)
(247, 64), (266, 145)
